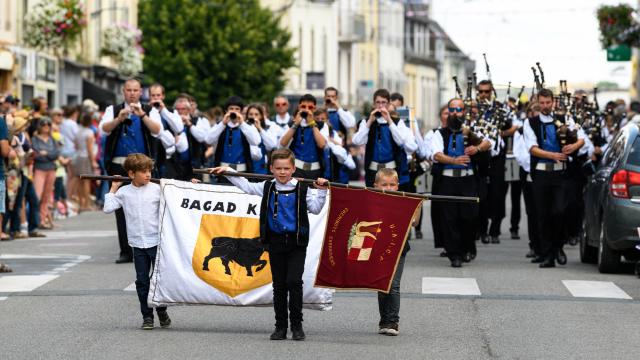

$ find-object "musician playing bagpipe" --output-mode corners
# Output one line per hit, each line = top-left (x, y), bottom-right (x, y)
(431, 98), (492, 268)
(523, 89), (586, 268)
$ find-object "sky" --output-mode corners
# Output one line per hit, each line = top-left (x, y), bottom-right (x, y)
(431, 0), (637, 91)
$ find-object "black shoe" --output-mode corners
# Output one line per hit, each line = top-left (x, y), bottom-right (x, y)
(270, 328), (287, 340)
(115, 255), (133, 264)
(291, 327), (305, 341)
(511, 230), (520, 240)
(539, 258), (556, 268)
(568, 236), (579, 246)
(470, 252), (477, 260)
(415, 230), (423, 240)
(462, 252), (472, 263)
(141, 317), (154, 330)
(556, 248), (567, 265)
(157, 310), (171, 328)
(490, 236), (500, 244)
(481, 235), (490, 244)
(439, 251), (448, 258)
(531, 255), (545, 263)
(451, 258), (462, 268)
(526, 249), (536, 258)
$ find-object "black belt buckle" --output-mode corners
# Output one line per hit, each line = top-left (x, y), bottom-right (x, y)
(453, 169), (462, 177)
(303, 162), (311, 171)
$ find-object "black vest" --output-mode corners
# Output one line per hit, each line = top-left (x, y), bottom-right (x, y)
(259, 181), (310, 247)
(364, 120), (408, 179)
(104, 103), (157, 173)
(528, 116), (569, 173)
(289, 125), (326, 171)
(213, 126), (253, 172)
(431, 127), (480, 176)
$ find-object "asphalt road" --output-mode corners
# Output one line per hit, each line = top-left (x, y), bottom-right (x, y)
(1, 198), (639, 360)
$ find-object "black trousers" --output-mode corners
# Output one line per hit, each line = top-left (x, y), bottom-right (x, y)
(407, 171), (424, 232)
(431, 174), (445, 249)
(438, 175), (479, 259)
(481, 155), (506, 237)
(106, 163), (132, 259)
(269, 242), (306, 330)
(520, 168), (539, 254)
(532, 170), (568, 258)
(564, 173), (586, 239)
(509, 179), (522, 233)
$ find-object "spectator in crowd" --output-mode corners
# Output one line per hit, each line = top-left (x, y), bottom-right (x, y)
(31, 117), (60, 229)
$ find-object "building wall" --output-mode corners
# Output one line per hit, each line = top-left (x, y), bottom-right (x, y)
(377, 0), (404, 93)
(404, 62), (438, 130)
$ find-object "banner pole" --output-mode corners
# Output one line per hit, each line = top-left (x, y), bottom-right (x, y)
(192, 169), (479, 204)
(79, 174), (161, 184)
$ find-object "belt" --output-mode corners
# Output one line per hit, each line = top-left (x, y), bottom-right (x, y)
(535, 162), (566, 171)
(442, 168), (474, 177)
(294, 159), (321, 171)
(221, 162), (247, 172)
(111, 157), (126, 165)
(368, 160), (396, 171)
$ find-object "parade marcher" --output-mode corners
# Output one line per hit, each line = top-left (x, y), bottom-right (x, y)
(431, 98), (492, 267)
(374, 168), (421, 336)
(246, 103), (278, 175)
(324, 87), (356, 138)
(103, 153), (171, 330)
(426, 105), (448, 255)
(205, 96), (261, 178)
(148, 84), (184, 179)
(210, 148), (329, 341)
(314, 107), (356, 183)
(513, 102), (541, 259)
(352, 89), (417, 189)
(269, 95), (291, 144)
(99, 78), (163, 264)
(523, 89), (585, 268)
(279, 94), (328, 179)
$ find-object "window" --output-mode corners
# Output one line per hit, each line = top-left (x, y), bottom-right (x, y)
(627, 134), (640, 166)
(605, 133), (626, 166)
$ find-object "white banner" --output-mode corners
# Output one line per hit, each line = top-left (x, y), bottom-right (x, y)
(148, 179), (333, 310)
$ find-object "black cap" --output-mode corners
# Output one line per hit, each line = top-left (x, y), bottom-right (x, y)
(4, 95), (20, 104)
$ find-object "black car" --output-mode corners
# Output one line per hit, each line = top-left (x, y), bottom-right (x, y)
(581, 121), (640, 273)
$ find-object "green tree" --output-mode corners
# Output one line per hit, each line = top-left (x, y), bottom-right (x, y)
(138, 0), (295, 108)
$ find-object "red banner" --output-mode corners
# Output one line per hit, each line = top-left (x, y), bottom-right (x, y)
(315, 187), (423, 293)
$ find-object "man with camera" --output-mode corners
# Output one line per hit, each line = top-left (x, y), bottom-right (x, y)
(205, 96), (261, 178)
(324, 87), (356, 138)
(99, 78), (164, 264)
(352, 89), (417, 188)
(279, 94), (328, 179)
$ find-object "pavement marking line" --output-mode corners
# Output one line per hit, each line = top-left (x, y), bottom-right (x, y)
(562, 280), (633, 300)
(124, 282), (136, 291)
(60, 262), (77, 268)
(52, 268), (67, 272)
(0, 275), (60, 292)
(421, 277), (481, 296)
(39, 243), (91, 247)
(0, 254), (62, 260)
(0, 296), (7, 301)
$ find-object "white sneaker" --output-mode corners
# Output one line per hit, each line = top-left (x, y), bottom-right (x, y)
(378, 326), (389, 335)
(385, 323), (399, 336)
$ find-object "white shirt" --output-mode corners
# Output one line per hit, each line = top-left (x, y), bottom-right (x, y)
(224, 169), (327, 215)
(99, 103), (163, 137)
(328, 108), (356, 129)
(204, 121), (261, 147)
(513, 130), (530, 173)
(351, 119), (418, 154)
(60, 118), (79, 154)
(103, 182), (161, 249)
(189, 116), (211, 143)
(431, 128), (488, 161)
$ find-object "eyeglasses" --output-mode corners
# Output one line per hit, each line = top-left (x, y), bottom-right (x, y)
(478, 89), (491, 94)
(299, 104), (315, 111)
(448, 107), (463, 113)
(275, 103), (288, 107)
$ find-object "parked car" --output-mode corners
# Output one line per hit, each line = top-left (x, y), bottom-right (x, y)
(581, 121), (640, 273)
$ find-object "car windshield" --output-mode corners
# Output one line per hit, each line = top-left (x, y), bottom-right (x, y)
(628, 135), (640, 166)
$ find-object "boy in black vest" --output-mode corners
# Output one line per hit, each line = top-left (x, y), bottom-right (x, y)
(210, 148), (328, 341)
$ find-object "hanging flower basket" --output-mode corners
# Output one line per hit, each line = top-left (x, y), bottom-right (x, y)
(23, 0), (87, 53)
(101, 23), (144, 76)
(597, 4), (640, 48)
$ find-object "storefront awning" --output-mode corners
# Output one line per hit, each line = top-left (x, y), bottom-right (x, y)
(82, 79), (116, 111)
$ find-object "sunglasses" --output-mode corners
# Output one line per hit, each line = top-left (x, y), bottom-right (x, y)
(275, 103), (288, 107)
(478, 89), (491, 94)
(299, 104), (315, 111)
(448, 107), (463, 113)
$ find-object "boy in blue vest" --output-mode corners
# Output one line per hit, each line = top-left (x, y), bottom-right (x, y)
(210, 148), (328, 341)
(279, 94), (327, 179)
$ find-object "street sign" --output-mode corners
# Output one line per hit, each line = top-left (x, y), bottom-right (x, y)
(607, 45), (631, 61)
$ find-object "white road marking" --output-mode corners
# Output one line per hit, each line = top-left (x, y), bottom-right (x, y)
(0, 296), (7, 301)
(0, 275), (59, 292)
(562, 280), (632, 300)
(0, 254), (62, 260)
(20, 230), (117, 241)
(39, 243), (90, 247)
(60, 263), (77, 268)
(422, 277), (482, 296)
(52, 268), (67, 272)
(124, 282), (136, 291)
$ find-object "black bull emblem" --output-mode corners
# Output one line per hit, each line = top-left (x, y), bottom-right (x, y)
(202, 237), (268, 276)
